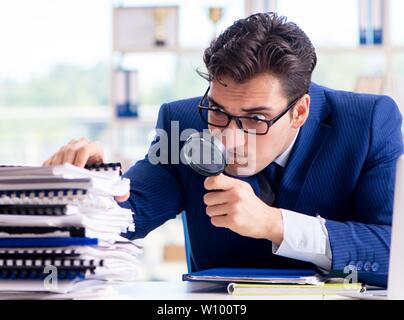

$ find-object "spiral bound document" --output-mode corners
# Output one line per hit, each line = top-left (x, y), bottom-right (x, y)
(0, 258), (103, 268)
(0, 241), (141, 256)
(0, 189), (88, 205)
(0, 163), (129, 197)
(0, 237), (98, 248)
(0, 189), (87, 197)
(0, 226), (87, 238)
(85, 163), (122, 177)
(0, 204), (79, 216)
(0, 245), (140, 266)
(0, 248), (81, 259)
(0, 266), (96, 280)
(0, 162), (122, 179)
(0, 214), (133, 238)
(0, 178), (92, 191)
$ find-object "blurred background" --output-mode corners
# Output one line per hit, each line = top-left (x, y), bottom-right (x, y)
(1, 0), (403, 280)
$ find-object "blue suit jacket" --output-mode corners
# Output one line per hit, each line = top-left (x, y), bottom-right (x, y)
(120, 83), (403, 287)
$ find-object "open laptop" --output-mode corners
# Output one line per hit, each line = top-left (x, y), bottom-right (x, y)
(343, 154), (404, 300)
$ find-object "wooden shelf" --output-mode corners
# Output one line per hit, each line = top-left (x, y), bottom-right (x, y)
(113, 47), (204, 55)
(317, 46), (404, 55)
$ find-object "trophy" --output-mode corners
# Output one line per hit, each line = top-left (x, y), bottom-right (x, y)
(208, 7), (224, 39)
(153, 7), (169, 46)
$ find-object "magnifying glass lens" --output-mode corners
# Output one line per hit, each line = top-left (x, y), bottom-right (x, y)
(182, 132), (226, 176)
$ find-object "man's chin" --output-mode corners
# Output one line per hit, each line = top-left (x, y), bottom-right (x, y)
(225, 164), (258, 177)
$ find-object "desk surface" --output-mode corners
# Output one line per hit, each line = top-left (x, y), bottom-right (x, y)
(0, 281), (357, 300)
(85, 281), (354, 300)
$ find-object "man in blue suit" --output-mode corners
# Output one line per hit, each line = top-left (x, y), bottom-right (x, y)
(44, 13), (403, 286)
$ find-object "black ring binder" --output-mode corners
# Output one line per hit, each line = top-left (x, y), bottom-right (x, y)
(0, 189), (88, 198)
(0, 226), (86, 237)
(85, 162), (121, 170)
(0, 266), (96, 280)
(0, 204), (68, 216)
(0, 248), (80, 259)
(0, 258), (101, 268)
(85, 162), (122, 176)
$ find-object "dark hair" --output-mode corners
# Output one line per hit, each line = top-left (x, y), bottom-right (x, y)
(200, 12), (317, 100)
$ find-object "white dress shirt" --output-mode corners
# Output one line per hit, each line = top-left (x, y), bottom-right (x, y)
(270, 129), (332, 271)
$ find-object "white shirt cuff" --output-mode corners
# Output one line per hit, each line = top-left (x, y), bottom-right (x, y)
(272, 209), (332, 271)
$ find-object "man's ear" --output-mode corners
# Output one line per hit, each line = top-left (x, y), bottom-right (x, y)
(291, 94), (310, 129)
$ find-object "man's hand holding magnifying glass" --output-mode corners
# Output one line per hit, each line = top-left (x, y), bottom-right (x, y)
(203, 173), (284, 245)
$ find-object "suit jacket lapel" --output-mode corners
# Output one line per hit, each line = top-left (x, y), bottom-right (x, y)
(276, 83), (332, 211)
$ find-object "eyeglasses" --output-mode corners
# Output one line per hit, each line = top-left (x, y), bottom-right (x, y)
(198, 86), (301, 135)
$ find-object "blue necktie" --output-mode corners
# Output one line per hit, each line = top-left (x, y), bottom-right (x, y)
(258, 162), (283, 206)
(265, 162), (283, 195)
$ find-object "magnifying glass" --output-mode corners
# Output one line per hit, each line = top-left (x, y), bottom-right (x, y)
(182, 132), (227, 176)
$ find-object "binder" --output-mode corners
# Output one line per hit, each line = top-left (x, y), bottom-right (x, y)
(0, 189), (87, 198)
(0, 248), (81, 259)
(0, 214), (132, 237)
(359, 0), (369, 45)
(85, 163), (122, 177)
(0, 237), (98, 248)
(183, 268), (323, 285)
(0, 189), (87, 204)
(371, 0), (384, 44)
(0, 226), (86, 237)
(0, 162), (122, 179)
(0, 258), (103, 268)
(0, 162), (121, 175)
(227, 282), (364, 296)
(0, 178), (92, 191)
(0, 266), (95, 280)
(0, 163), (129, 198)
(0, 204), (78, 216)
(0, 244), (141, 261)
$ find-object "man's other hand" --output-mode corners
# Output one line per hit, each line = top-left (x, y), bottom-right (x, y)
(42, 137), (129, 202)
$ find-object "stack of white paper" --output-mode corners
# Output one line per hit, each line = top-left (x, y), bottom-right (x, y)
(0, 163), (140, 297)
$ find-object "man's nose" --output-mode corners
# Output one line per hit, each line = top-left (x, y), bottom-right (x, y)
(222, 119), (246, 150)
